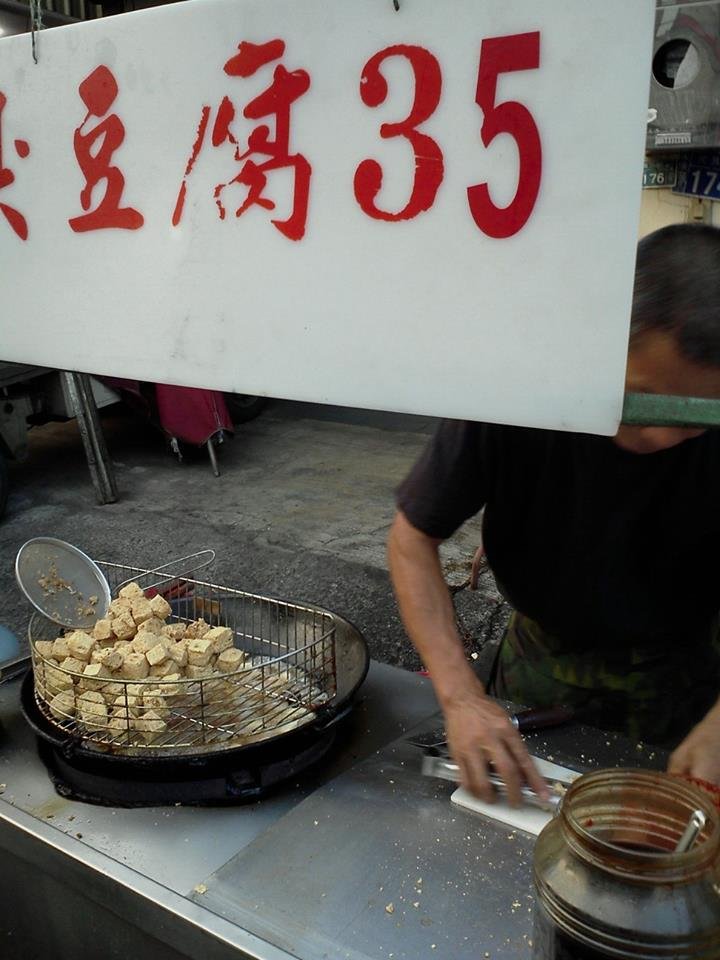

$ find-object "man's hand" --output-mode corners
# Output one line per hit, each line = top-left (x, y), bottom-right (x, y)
(668, 708), (720, 785)
(443, 676), (549, 806)
(388, 511), (547, 807)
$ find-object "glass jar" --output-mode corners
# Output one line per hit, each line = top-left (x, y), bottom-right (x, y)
(532, 769), (720, 958)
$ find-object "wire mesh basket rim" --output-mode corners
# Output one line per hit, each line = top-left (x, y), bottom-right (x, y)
(96, 560), (336, 634)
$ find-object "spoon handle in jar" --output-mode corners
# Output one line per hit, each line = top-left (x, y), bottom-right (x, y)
(674, 809), (706, 853)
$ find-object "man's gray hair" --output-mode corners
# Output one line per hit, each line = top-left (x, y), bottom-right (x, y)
(631, 223), (720, 366)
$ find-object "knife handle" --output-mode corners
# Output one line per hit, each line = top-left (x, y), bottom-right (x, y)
(511, 705), (575, 733)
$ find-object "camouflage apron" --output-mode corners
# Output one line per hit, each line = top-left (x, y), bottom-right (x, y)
(489, 611), (720, 747)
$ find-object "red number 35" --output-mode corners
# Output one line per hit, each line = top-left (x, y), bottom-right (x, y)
(354, 32), (542, 239)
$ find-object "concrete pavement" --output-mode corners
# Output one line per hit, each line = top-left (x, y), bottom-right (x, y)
(0, 399), (509, 675)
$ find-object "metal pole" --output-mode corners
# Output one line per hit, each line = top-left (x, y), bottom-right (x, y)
(206, 437), (220, 478)
(61, 371), (118, 504)
(622, 392), (720, 428)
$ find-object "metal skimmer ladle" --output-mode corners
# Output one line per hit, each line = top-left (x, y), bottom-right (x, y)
(15, 537), (112, 631)
(15, 539), (216, 632)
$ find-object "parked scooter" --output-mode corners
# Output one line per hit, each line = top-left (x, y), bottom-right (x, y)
(0, 369), (267, 518)
(98, 377), (267, 476)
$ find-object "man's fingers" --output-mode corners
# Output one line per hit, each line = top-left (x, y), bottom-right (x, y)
(667, 748), (690, 775)
(506, 735), (550, 799)
(489, 742), (523, 807)
(460, 752), (495, 803)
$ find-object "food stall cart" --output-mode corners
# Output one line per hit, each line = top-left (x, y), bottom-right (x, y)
(0, 657), (665, 960)
(1, 2), (696, 958)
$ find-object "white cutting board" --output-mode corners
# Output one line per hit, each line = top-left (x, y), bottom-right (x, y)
(451, 757), (581, 837)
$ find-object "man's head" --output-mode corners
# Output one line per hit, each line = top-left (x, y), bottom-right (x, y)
(615, 223), (720, 455)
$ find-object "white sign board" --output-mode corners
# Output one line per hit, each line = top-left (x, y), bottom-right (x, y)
(0, 0), (654, 434)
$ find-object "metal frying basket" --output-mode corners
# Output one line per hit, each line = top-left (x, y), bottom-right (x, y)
(29, 561), (337, 756)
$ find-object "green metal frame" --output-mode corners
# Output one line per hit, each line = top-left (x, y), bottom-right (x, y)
(621, 392), (720, 428)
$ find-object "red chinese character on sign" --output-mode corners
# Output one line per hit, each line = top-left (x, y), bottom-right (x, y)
(0, 91), (30, 241)
(173, 39), (311, 241)
(68, 65), (144, 233)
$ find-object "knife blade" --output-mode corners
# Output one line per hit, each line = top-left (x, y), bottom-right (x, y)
(421, 753), (567, 812)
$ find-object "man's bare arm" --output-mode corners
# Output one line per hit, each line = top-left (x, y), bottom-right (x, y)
(387, 510), (547, 805)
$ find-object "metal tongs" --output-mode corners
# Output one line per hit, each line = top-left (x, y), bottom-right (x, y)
(421, 753), (566, 812)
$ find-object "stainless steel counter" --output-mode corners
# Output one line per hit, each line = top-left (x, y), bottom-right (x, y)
(0, 662), (665, 960)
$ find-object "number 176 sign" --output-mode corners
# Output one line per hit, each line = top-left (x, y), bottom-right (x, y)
(0, 0), (654, 435)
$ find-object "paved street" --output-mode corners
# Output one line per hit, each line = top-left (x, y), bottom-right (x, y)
(0, 399), (507, 675)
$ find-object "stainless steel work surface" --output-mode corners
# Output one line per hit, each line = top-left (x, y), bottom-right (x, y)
(0, 654), (667, 960)
(0, 660), (438, 896)
(192, 719), (667, 960)
(195, 735), (536, 959)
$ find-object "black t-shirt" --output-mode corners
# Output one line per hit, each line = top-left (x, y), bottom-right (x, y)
(397, 420), (720, 650)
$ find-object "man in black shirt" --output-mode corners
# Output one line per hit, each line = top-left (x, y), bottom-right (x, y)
(389, 224), (720, 805)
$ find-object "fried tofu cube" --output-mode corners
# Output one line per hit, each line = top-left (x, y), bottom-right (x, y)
(95, 647), (124, 672)
(186, 664), (215, 680)
(98, 637), (119, 650)
(126, 683), (146, 698)
(77, 691), (108, 730)
(187, 637), (213, 667)
(80, 663), (106, 688)
(216, 648), (246, 674)
(49, 689), (76, 720)
(92, 618), (114, 642)
(102, 681), (125, 699)
(141, 692), (171, 712)
(43, 663), (74, 696)
(109, 597), (132, 617)
(162, 623), (186, 642)
(185, 619), (210, 640)
(113, 640), (133, 654)
(146, 643), (167, 667)
(112, 613), (136, 642)
(152, 673), (184, 696)
(59, 656), (85, 676)
(142, 616), (166, 635)
(156, 632), (176, 650)
(118, 581), (144, 600)
(205, 626), (233, 656)
(131, 632), (157, 655)
(149, 594), (172, 621)
(167, 639), (188, 669)
(133, 709), (167, 743)
(121, 652), (150, 680)
(51, 637), (71, 661)
(65, 631), (96, 663)
(34, 640), (55, 660)
(131, 597), (153, 626)
(107, 714), (132, 736)
(80, 663), (112, 692)
(149, 659), (177, 678)
(112, 694), (140, 717)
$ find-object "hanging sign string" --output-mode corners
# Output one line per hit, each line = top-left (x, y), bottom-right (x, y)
(30, 0), (43, 64)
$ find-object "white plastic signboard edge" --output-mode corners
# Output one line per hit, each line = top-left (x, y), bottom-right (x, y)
(0, 0), (655, 434)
